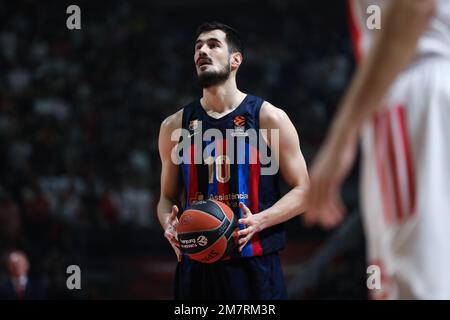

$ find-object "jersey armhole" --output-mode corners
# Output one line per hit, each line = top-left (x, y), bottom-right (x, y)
(255, 97), (264, 130)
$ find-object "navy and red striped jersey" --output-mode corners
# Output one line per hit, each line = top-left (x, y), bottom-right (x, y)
(179, 94), (285, 258)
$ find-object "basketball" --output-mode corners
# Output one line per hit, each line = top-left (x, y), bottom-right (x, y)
(177, 199), (238, 263)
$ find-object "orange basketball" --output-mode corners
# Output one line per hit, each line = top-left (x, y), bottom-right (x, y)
(177, 199), (238, 263)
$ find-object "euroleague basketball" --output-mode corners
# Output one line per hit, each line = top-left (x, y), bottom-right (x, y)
(177, 199), (238, 263)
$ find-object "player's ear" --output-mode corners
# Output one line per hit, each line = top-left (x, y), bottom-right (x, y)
(230, 52), (243, 70)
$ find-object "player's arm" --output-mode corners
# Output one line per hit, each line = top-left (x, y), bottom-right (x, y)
(237, 102), (309, 250)
(305, 0), (436, 228)
(157, 110), (183, 261)
(328, 0), (436, 148)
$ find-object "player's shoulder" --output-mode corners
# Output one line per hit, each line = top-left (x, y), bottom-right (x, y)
(160, 108), (183, 132)
(260, 101), (290, 129)
(159, 109), (184, 148)
(161, 99), (201, 131)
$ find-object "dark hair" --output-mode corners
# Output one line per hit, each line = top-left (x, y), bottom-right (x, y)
(196, 22), (244, 55)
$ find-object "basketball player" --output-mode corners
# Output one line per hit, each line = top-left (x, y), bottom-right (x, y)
(304, 0), (450, 299)
(157, 22), (309, 299)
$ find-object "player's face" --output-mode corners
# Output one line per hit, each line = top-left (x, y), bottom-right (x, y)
(194, 29), (231, 85)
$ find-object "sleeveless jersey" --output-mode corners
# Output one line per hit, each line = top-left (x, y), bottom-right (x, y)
(180, 94), (285, 258)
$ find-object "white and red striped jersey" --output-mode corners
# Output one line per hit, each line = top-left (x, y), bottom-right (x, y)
(347, 0), (450, 63)
(347, 0), (450, 299)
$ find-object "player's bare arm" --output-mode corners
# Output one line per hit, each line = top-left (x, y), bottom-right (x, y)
(305, 0), (436, 228)
(237, 102), (309, 251)
(157, 109), (183, 261)
(329, 0), (436, 143)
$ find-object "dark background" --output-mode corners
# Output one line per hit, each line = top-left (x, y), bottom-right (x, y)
(0, 0), (367, 299)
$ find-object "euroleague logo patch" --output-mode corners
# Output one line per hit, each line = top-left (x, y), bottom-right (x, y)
(233, 115), (246, 127)
(197, 235), (208, 246)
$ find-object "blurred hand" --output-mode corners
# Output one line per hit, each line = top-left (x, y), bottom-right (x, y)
(303, 133), (358, 229)
(164, 205), (182, 262)
(237, 202), (266, 252)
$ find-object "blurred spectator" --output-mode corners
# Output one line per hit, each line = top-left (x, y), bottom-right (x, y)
(0, 250), (47, 300)
(120, 178), (154, 228)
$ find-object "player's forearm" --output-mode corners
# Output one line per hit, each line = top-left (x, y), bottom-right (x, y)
(330, 0), (436, 144)
(157, 197), (176, 230)
(257, 184), (308, 230)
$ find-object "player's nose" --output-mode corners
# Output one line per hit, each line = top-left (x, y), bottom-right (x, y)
(196, 51), (210, 66)
(197, 43), (210, 55)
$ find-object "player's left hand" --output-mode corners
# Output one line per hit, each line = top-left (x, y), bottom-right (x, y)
(237, 202), (266, 252)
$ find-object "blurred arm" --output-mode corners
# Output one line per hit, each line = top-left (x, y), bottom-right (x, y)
(303, 0), (436, 229)
(327, 0), (436, 147)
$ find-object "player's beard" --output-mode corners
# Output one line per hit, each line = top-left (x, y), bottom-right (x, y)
(197, 61), (231, 88)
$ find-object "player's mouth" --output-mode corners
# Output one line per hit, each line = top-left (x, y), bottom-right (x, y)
(197, 58), (212, 68)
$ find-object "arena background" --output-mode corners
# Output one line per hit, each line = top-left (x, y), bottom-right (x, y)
(0, 0), (368, 299)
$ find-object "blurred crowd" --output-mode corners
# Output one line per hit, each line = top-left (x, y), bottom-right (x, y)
(0, 0), (359, 299)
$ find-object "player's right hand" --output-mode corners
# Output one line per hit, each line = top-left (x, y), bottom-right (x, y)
(164, 205), (182, 262)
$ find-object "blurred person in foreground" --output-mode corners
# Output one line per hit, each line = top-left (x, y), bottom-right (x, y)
(304, 0), (450, 299)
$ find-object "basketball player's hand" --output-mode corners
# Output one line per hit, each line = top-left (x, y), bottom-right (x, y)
(164, 205), (182, 262)
(237, 202), (266, 252)
(304, 133), (357, 229)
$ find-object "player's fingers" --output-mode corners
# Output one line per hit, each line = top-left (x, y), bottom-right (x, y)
(170, 205), (179, 220)
(238, 228), (253, 245)
(314, 183), (341, 229)
(304, 187), (331, 227)
(170, 242), (182, 262)
(170, 241), (181, 250)
(238, 217), (250, 225)
(238, 237), (251, 252)
(170, 239), (181, 250)
(164, 229), (173, 240)
(302, 211), (316, 226)
(165, 225), (177, 237)
(321, 214), (336, 229)
(237, 228), (250, 237)
(239, 202), (252, 216)
(169, 237), (181, 248)
(312, 200), (330, 228)
(326, 194), (346, 226)
(320, 203), (341, 230)
(165, 227), (180, 243)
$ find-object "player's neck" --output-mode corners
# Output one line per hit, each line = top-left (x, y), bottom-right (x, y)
(201, 79), (245, 114)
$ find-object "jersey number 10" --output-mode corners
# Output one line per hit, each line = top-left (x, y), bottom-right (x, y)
(205, 156), (231, 184)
